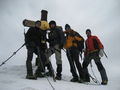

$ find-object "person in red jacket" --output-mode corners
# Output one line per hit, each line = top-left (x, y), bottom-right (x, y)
(82, 29), (108, 85)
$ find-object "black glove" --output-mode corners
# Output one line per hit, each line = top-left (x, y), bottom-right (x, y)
(46, 39), (50, 43)
(72, 40), (77, 43)
(26, 42), (36, 48)
(59, 44), (63, 49)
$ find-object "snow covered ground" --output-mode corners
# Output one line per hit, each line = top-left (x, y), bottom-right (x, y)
(0, 55), (120, 90)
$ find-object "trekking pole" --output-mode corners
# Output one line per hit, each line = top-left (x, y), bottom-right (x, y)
(102, 49), (108, 59)
(36, 47), (55, 90)
(0, 43), (25, 67)
(88, 73), (99, 84)
(90, 61), (100, 84)
(62, 48), (66, 53)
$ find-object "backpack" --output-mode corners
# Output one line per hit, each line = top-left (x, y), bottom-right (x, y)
(64, 30), (84, 52)
(74, 32), (84, 60)
(74, 32), (84, 53)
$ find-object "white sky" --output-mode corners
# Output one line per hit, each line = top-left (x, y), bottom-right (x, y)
(0, 0), (120, 65)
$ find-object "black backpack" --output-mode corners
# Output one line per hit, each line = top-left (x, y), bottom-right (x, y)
(74, 32), (84, 53)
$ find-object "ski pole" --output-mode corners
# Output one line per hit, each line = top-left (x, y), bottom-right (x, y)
(102, 49), (108, 59)
(37, 47), (55, 90)
(0, 43), (25, 67)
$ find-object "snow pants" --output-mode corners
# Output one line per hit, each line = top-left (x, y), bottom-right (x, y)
(45, 44), (62, 77)
(66, 47), (84, 80)
(82, 51), (108, 82)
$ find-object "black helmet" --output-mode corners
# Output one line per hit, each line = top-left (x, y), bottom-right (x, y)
(86, 29), (91, 33)
(49, 20), (56, 26)
(35, 20), (40, 24)
(65, 24), (71, 30)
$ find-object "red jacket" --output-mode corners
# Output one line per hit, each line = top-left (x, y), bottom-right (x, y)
(85, 35), (103, 53)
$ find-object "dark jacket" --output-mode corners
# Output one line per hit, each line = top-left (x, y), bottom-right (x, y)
(48, 26), (65, 47)
(25, 27), (47, 48)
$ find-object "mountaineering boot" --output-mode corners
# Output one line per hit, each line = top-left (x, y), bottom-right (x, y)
(55, 76), (61, 80)
(82, 68), (90, 82)
(70, 77), (79, 82)
(101, 80), (108, 85)
(26, 60), (37, 80)
(55, 64), (62, 80)
(85, 74), (90, 82)
(35, 67), (45, 78)
(46, 62), (56, 81)
(35, 72), (45, 78)
(45, 71), (52, 76)
(26, 69), (37, 80)
(78, 78), (85, 83)
(99, 69), (108, 85)
(26, 74), (37, 80)
(45, 62), (53, 77)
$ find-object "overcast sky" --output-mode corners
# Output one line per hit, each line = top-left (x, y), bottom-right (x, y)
(0, 0), (120, 66)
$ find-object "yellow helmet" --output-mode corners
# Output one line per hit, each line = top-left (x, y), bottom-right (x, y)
(39, 20), (50, 30)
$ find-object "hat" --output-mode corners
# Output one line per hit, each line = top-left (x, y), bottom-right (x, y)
(65, 24), (71, 29)
(49, 20), (56, 26)
(86, 29), (91, 33)
(35, 20), (40, 24)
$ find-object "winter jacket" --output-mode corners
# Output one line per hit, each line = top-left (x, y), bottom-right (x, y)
(85, 35), (103, 54)
(64, 29), (84, 49)
(48, 26), (65, 47)
(25, 27), (47, 48)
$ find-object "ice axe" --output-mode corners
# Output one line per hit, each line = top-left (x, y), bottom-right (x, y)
(0, 43), (25, 67)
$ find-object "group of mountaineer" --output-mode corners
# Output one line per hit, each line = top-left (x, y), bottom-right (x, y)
(24, 10), (108, 85)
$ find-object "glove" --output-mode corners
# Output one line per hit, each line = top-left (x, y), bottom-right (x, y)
(72, 40), (77, 43)
(41, 40), (46, 43)
(59, 44), (63, 49)
(26, 42), (36, 48)
(46, 39), (50, 43)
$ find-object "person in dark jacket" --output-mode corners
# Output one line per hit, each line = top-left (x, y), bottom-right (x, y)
(64, 24), (84, 82)
(45, 20), (65, 80)
(25, 21), (52, 79)
(82, 29), (108, 85)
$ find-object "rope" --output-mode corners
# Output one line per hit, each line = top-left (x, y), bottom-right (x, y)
(90, 61), (100, 84)
(63, 48), (100, 84)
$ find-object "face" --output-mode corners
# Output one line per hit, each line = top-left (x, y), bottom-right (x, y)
(65, 27), (70, 30)
(35, 22), (41, 28)
(50, 24), (55, 29)
(86, 31), (91, 37)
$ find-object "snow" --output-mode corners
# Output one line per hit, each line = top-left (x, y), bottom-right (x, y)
(0, 56), (120, 90)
